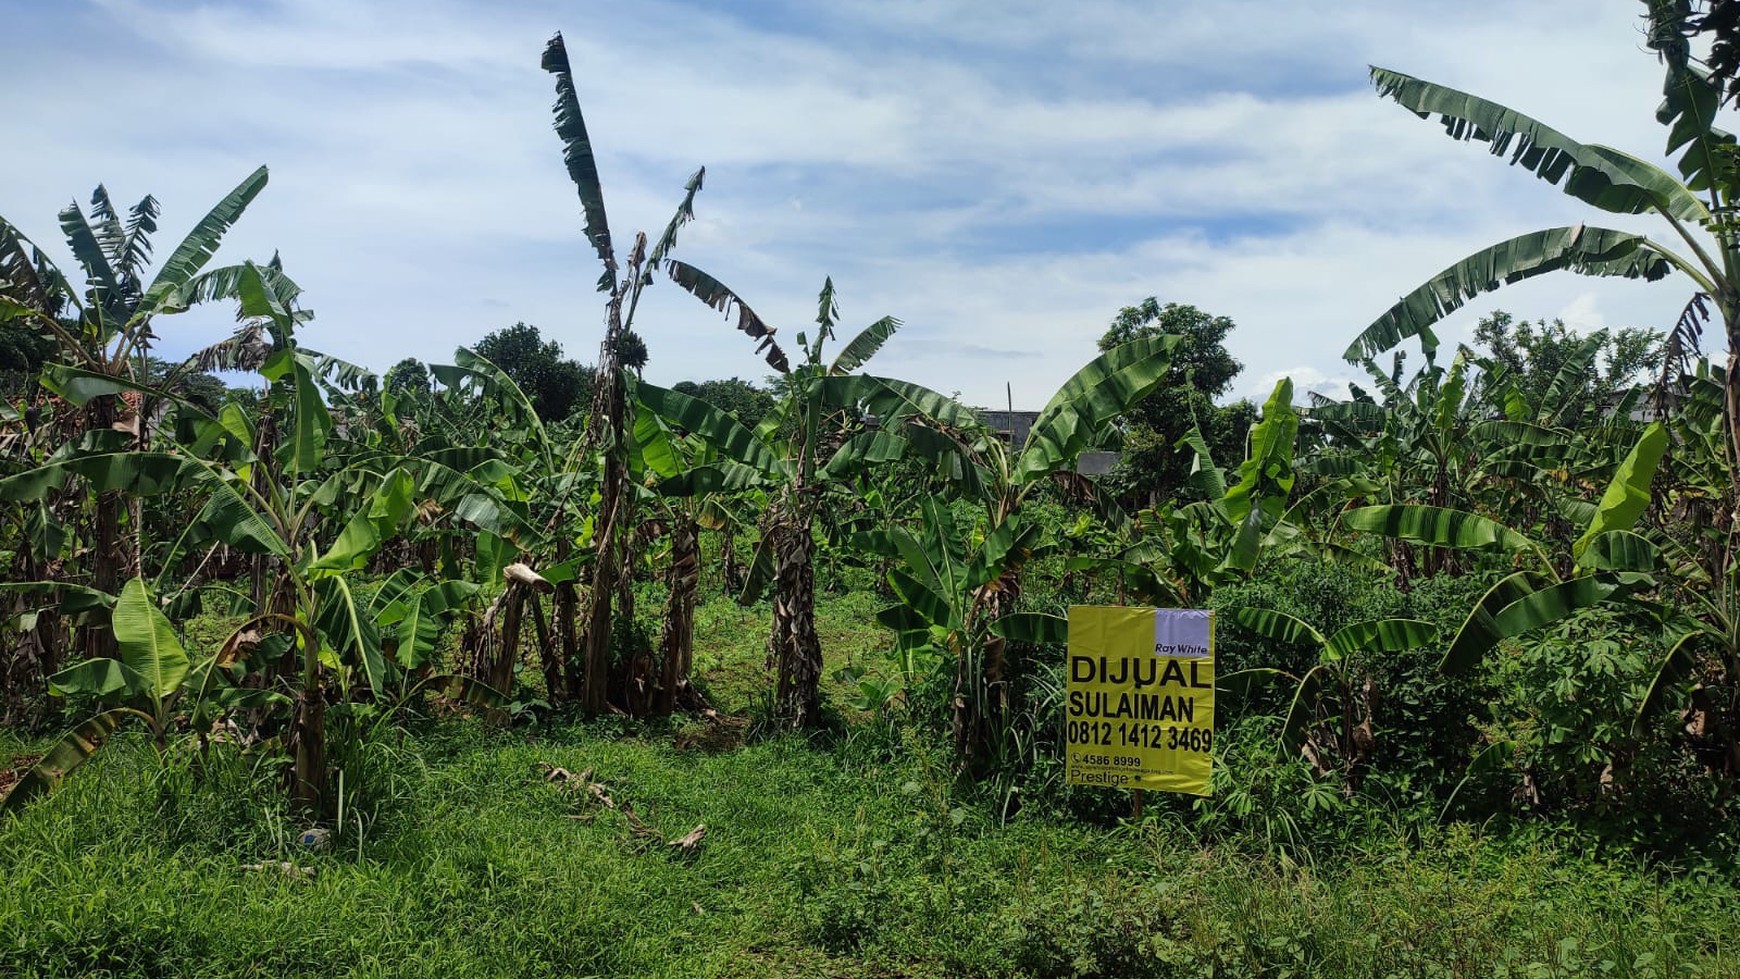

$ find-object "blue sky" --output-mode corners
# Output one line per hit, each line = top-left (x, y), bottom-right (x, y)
(0, 0), (1705, 406)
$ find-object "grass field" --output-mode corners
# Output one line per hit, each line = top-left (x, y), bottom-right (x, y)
(2, 592), (1736, 978)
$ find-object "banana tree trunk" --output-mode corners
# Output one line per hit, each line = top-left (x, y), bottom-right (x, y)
(249, 396), (278, 614)
(496, 586), (526, 696)
(618, 525), (647, 715)
(767, 492), (822, 728)
(291, 622), (326, 813)
(657, 515), (699, 715)
(84, 395), (123, 662)
(556, 579), (579, 704)
(291, 687), (325, 812)
(1, 543), (49, 727)
(956, 574), (1021, 767)
(580, 421), (627, 715)
(529, 591), (558, 700)
(579, 266), (629, 713)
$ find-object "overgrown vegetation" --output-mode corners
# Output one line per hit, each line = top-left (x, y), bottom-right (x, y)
(4, 3), (1740, 974)
(3, 671), (1736, 978)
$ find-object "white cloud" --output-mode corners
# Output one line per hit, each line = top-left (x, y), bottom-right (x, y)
(1245, 366), (1354, 404)
(1556, 293), (1611, 334)
(2, 0), (1714, 410)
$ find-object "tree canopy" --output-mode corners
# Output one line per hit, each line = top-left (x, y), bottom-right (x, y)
(1470, 311), (1662, 420)
(471, 322), (594, 422)
(1096, 298), (1252, 502)
(383, 357), (431, 396)
(671, 377), (775, 427)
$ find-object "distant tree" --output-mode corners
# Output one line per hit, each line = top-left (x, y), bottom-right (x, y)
(144, 357), (226, 415)
(1097, 298), (1251, 503)
(176, 372), (229, 415)
(569, 363), (598, 421)
(473, 322), (591, 421)
(1471, 311), (1662, 419)
(671, 377), (775, 426)
(0, 321), (54, 396)
(223, 384), (260, 405)
(383, 357), (430, 396)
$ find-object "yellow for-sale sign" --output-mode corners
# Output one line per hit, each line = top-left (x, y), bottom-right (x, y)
(1065, 606), (1215, 796)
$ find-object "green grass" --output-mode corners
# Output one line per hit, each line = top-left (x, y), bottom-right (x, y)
(4, 590), (1737, 977)
(1, 717), (1735, 978)
(691, 588), (890, 715)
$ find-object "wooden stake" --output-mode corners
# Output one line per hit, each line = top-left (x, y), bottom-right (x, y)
(1132, 788), (1144, 821)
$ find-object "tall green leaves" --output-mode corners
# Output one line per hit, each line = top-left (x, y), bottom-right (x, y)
(48, 578), (189, 707)
(1015, 335), (1179, 482)
(1441, 572), (1651, 673)
(635, 381), (782, 476)
(111, 577), (189, 701)
(1370, 67), (1709, 221)
(193, 468), (288, 557)
(1356, 49), (1728, 390)
(141, 166), (270, 309)
(1644, 2), (1739, 193)
(541, 34), (615, 293)
(1573, 422), (1669, 560)
(0, 449), (190, 501)
(1323, 619), (1438, 659)
(309, 468), (415, 573)
(1233, 607), (1324, 647)
(1232, 607), (1437, 759)
(378, 580), (479, 670)
(1343, 505), (1533, 553)
(0, 709), (143, 815)
(1222, 379), (1298, 572)
(258, 350), (331, 476)
(831, 316), (901, 376)
(58, 202), (125, 326)
(1176, 414), (1228, 499)
(1343, 226), (1675, 361)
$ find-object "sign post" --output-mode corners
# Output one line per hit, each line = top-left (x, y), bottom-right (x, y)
(1064, 606), (1215, 801)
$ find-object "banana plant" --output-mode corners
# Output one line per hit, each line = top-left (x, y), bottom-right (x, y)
(541, 32), (710, 715)
(0, 266), (506, 811)
(1341, 421), (1671, 676)
(854, 496), (1066, 771)
(1629, 363), (1740, 775)
(0, 174), (289, 661)
(428, 346), (587, 700)
(3, 575), (283, 815)
(1306, 351), (1623, 576)
(1225, 607), (1438, 787)
(1313, 354), (1478, 515)
(835, 336), (1180, 765)
(627, 399), (747, 714)
(1346, 5), (1740, 486)
(645, 270), (972, 728)
(46, 576), (194, 740)
(1088, 377), (1374, 606)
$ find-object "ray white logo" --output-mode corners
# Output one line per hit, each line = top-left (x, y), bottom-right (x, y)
(1153, 608), (1211, 658)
